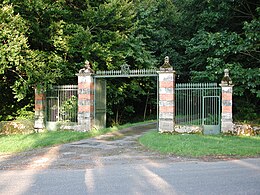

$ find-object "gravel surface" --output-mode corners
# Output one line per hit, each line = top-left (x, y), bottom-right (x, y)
(0, 123), (193, 170)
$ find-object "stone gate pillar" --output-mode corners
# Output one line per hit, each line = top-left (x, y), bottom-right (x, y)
(34, 86), (46, 131)
(76, 60), (94, 131)
(157, 56), (176, 133)
(220, 69), (234, 133)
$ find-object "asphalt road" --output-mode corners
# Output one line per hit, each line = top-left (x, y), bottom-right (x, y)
(0, 158), (260, 195)
(0, 123), (259, 195)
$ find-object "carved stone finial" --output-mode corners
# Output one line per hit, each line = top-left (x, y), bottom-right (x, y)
(221, 69), (232, 86)
(160, 56), (173, 71)
(79, 60), (94, 74)
(85, 60), (90, 68)
(165, 56), (169, 64)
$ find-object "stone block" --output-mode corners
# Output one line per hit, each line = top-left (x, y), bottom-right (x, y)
(35, 93), (46, 100)
(221, 86), (233, 93)
(78, 94), (94, 100)
(174, 125), (203, 134)
(78, 89), (93, 94)
(78, 82), (94, 89)
(159, 100), (174, 106)
(222, 93), (232, 100)
(35, 104), (45, 111)
(159, 112), (174, 119)
(221, 122), (234, 133)
(222, 100), (232, 106)
(159, 81), (174, 88)
(160, 106), (174, 113)
(159, 88), (174, 94)
(159, 94), (174, 100)
(222, 106), (232, 113)
(78, 76), (93, 83)
(34, 119), (45, 129)
(158, 73), (175, 81)
(159, 119), (174, 133)
(222, 113), (232, 120)
(78, 99), (94, 106)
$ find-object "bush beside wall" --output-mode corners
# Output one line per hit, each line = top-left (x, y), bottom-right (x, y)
(0, 119), (34, 135)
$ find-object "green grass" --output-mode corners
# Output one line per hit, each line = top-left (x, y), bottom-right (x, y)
(0, 121), (155, 154)
(139, 130), (260, 158)
(0, 131), (88, 153)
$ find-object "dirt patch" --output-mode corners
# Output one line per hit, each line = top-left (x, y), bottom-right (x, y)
(0, 123), (192, 170)
(1, 122), (256, 170)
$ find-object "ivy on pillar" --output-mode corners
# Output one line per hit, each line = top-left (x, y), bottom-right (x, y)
(157, 56), (176, 133)
(76, 60), (94, 131)
(220, 69), (234, 133)
(34, 85), (46, 131)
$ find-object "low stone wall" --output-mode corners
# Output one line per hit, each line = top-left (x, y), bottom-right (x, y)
(46, 121), (78, 131)
(0, 120), (35, 135)
(174, 124), (260, 136)
(174, 125), (203, 134)
(228, 124), (260, 136)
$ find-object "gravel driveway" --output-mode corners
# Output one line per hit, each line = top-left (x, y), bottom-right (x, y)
(0, 123), (192, 170)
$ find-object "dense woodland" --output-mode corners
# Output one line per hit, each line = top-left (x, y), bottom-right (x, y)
(0, 0), (259, 124)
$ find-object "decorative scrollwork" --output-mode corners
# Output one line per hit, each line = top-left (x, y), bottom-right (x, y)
(121, 64), (130, 74)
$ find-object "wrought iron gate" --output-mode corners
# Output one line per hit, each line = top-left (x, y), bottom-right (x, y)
(46, 85), (78, 130)
(94, 79), (107, 129)
(203, 96), (221, 134)
(93, 66), (158, 129)
(175, 83), (221, 134)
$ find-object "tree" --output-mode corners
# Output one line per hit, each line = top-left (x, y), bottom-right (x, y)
(178, 0), (260, 120)
(0, 0), (159, 122)
(1, 0), (258, 122)
(0, 4), (63, 119)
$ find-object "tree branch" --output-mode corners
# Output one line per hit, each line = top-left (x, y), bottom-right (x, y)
(239, 51), (260, 61)
(8, 69), (24, 80)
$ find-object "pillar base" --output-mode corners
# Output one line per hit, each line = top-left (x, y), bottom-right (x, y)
(158, 119), (175, 133)
(221, 122), (234, 133)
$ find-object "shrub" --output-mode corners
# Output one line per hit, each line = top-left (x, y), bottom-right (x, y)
(0, 119), (34, 135)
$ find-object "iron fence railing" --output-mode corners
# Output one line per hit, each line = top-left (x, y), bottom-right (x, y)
(94, 69), (158, 78)
(175, 83), (221, 126)
(46, 85), (78, 123)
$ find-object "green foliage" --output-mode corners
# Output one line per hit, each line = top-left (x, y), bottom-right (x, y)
(0, 0), (259, 122)
(106, 77), (157, 125)
(0, 5), (28, 73)
(16, 105), (34, 120)
(59, 95), (77, 122)
(0, 4), (63, 101)
(179, 0), (260, 120)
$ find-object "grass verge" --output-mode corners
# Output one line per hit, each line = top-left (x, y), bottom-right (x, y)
(139, 130), (260, 158)
(0, 121), (154, 154)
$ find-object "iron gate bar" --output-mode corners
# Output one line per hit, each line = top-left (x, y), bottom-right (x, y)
(46, 85), (78, 123)
(202, 96), (221, 134)
(93, 69), (159, 130)
(202, 96), (221, 126)
(175, 83), (221, 126)
(94, 69), (158, 78)
(48, 85), (78, 91)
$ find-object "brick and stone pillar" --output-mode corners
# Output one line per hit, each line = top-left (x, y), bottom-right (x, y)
(220, 69), (234, 133)
(76, 60), (95, 131)
(34, 86), (46, 131)
(157, 56), (176, 133)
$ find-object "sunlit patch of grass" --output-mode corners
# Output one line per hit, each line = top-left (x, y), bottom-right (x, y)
(139, 130), (260, 157)
(0, 131), (91, 153)
(0, 121), (155, 154)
